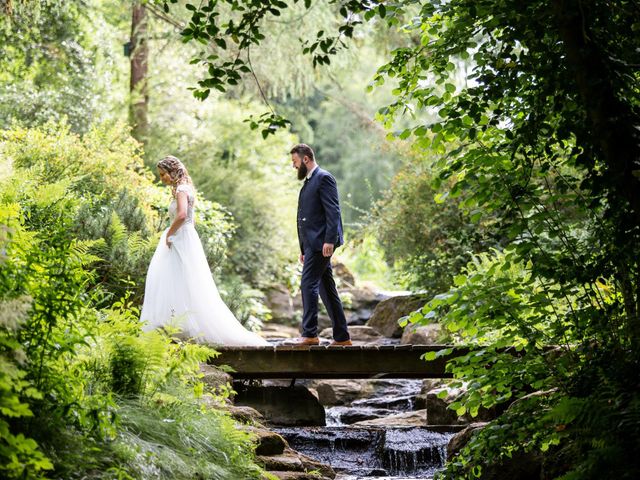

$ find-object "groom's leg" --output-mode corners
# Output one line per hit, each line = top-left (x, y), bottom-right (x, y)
(300, 249), (326, 338)
(319, 261), (350, 342)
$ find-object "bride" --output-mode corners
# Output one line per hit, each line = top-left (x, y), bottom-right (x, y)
(140, 155), (269, 346)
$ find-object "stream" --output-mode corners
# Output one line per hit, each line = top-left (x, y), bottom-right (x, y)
(274, 379), (454, 479)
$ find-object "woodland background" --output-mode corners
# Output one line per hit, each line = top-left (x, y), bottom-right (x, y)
(1, 1), (639, 479)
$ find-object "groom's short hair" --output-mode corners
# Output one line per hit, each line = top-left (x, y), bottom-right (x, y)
(290, 144), (315, 161)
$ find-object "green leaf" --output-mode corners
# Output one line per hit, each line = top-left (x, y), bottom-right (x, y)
(434, 192), (448, 204)
(398, 129), (412, 140)
(453, 274), (467, 286)
(423, 351), (437, 361)
(432, 132), (443, 148)
(436, 348), (453, 358)
(414, 125), (428, 137)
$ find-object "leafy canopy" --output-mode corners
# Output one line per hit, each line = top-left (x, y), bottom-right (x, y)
(159, 0), (640, 478)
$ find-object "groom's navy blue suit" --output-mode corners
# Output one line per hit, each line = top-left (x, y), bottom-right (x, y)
(297, 167), (350, 341)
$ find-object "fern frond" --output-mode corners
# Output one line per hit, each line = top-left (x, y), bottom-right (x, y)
(70, 238), (104, 266)
(109, 211), (128, 246)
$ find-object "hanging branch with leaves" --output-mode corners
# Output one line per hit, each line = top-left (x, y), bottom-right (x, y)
(155, 0), (402, 137)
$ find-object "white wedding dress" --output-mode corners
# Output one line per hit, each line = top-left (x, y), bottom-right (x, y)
(140, 184), (269, 346)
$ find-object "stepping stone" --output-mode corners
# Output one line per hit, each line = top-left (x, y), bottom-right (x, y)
(297, 451), (336, 478)
(263, 472), (332, 480)
(242, 426), (288, 455)
(257, 452), (304, 471)
(224, 405), (264, 424)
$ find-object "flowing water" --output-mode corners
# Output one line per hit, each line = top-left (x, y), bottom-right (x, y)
(275, 379), (454, 479)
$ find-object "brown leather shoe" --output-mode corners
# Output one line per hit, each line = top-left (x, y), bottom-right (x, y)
(329, 339), (353, 346)
(282, 336), (320, 346)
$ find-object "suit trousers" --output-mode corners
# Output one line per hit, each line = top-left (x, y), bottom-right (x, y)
(300, 247), (350, 341)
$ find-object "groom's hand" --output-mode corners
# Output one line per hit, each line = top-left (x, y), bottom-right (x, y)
(299, 253), (305, 264)
(322, 243), (334, 257)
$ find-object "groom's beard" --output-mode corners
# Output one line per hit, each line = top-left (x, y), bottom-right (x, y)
(297, 163), (308, 180)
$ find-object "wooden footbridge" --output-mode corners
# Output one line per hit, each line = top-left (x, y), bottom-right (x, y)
(208, 345), (463, 379)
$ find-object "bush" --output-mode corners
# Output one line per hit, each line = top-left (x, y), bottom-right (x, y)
(0, 123), (264, 479)
(373, 159), (499, 294)
(408, 250), (640, 479)
(1, 122), (234, 305)
(0, 208), (53, 478)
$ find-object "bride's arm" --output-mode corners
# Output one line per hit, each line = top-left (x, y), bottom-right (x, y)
(166, 191), (188, 248)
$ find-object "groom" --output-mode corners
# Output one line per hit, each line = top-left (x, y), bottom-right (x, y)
(287, 144), (352, 346)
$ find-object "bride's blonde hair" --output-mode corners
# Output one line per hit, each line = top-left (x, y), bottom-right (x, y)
(157, 155), (194, 196)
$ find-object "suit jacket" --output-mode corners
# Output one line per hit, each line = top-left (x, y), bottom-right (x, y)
(297, 167), (344, 254)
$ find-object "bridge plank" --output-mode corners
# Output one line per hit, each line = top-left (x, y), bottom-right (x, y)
(209, 344), (461, 379)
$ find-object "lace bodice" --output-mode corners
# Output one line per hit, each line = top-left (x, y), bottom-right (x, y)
(169, 184), (195, 225)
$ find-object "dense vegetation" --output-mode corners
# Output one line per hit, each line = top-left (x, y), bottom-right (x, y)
(0, 123), (262, 479)
(0, 1), (408, 477)
(162, 0), (640, 478)
(2, 0), (639, 479)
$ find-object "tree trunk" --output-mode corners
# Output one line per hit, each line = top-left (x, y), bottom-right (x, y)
(2, 0), (13, 16)
(130, 1), (149, 143)
(553, 0), (640, 341)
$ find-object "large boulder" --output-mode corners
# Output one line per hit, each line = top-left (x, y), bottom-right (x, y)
(257, 451), (304, 472)
(447, 422), (488, 458)
(258, 447), (336, 480)
(233, 383), (326, 427)
(297, 451), (337, 479)
(447, 423), (543, 480)
(310, 379), (373, 406)
(224, 405), (264, 424)
(265, 285), (301, 324)
(426, 390), (464, 425)
(243, 426), (288, 456)
(346, 308), (373, 326)
(332, 262), (356, 287)
(345, 284), (387, 311)
(367, 294), (430, 338)
(339, 408), (396, 425)
(354, 409), (427, 427)
(264, 281), (390, 331)
(426, 386), (500, 425)
(400, 323), (447, 345)
(203, 398), (265, 425)
(199, 364), (235, 401)
(339, 283), (398, 327)
(200, 364), (232, 391)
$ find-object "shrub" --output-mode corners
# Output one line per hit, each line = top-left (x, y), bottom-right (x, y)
(1, 122), (234, 305)
(373, 160), (499, 294)
(0, 123), (264, 479)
